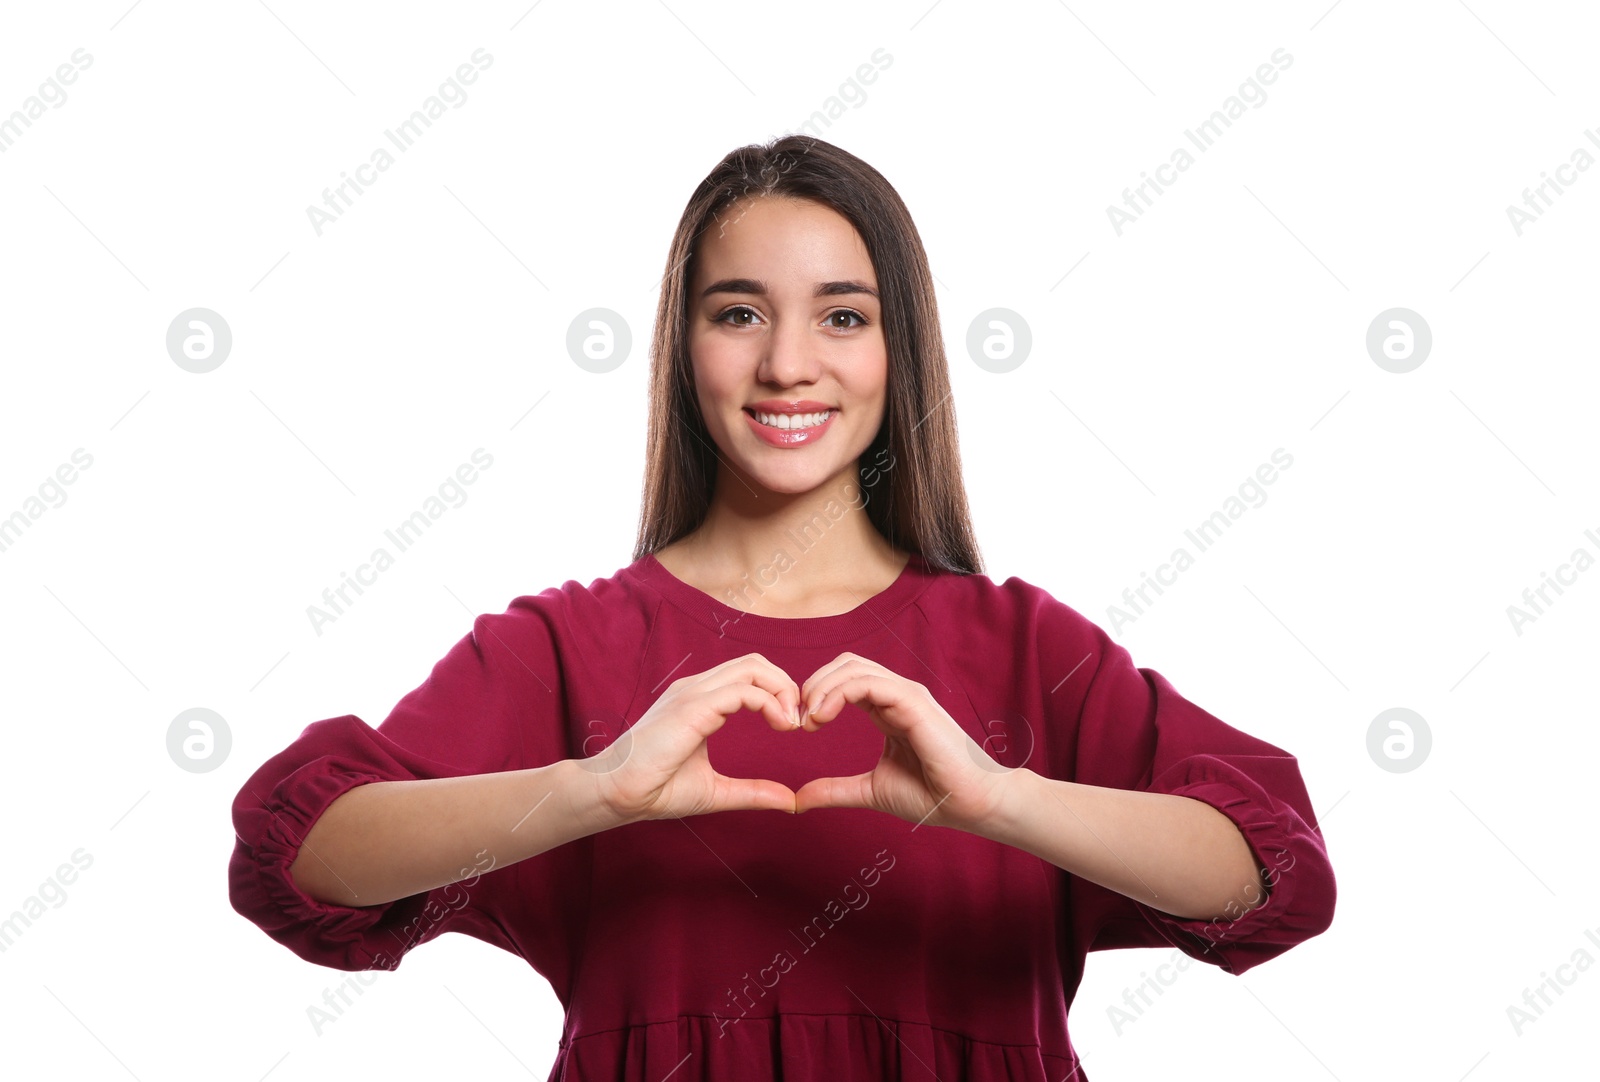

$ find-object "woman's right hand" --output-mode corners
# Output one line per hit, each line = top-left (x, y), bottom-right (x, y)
(583, 653), (803, 822)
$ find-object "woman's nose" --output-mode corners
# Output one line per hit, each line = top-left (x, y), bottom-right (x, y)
(756, 316), (822, 387)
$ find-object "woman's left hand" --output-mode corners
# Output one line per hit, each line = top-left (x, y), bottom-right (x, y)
(792, 652), (1020, 831)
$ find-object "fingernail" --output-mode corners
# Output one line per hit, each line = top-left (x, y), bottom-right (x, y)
(793, 704), (804, 729)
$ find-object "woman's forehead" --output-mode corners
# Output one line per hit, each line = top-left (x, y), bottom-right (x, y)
(695, 199), (875, 288)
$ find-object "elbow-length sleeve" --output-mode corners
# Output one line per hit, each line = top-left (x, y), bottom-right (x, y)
(1039, 595), (1337, 976)
(228, 592), (572, 973)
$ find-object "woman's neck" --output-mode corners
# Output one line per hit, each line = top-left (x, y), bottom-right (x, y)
(654, 487), (909, 618)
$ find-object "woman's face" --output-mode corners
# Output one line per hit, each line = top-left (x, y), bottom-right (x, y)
(686, 195), (887, 500)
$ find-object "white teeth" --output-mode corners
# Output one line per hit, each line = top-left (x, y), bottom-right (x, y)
(754, 409), (831, 430)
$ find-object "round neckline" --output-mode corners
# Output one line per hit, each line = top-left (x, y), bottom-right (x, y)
(630, 549), (935, 647)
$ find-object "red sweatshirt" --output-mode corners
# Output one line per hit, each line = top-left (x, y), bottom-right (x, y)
(228, 550), (1336, 1080)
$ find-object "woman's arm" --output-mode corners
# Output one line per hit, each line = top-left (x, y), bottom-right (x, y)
(289, 758), (629, 909)
(977, 770), (1270, 922)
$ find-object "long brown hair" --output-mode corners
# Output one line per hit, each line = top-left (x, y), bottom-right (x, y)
(631, 135), (982, 576)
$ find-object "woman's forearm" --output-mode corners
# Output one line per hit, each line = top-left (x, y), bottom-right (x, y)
(977, 769), (1269, 921)
(287, 758), (629, 909)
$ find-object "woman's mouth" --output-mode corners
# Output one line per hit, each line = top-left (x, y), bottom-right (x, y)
(743, 407), (836, 446)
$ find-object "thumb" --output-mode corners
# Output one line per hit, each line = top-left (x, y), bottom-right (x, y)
(710, 774), (798, 815)
(793, 773), (875, 814)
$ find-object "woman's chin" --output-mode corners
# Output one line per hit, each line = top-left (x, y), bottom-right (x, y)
(742, 462), (847, 498)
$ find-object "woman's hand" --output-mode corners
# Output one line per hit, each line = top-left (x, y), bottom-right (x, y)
(792, 652), (1018, 831)
(586, 653), (803, 822)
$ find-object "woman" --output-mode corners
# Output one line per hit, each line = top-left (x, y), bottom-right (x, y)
(229, 135), (1336, 1080)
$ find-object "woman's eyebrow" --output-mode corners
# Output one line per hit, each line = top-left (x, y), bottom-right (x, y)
(700, 278), (879, 300)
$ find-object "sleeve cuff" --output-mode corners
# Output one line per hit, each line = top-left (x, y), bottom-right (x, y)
(1129, 765), (1333, 975)
(234, 766), (404, 971)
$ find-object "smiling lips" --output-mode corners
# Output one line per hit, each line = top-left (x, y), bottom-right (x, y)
(743, 401), (837, 446)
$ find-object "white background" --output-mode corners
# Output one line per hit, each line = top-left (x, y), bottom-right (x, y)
(1, 1), (1596, 1078)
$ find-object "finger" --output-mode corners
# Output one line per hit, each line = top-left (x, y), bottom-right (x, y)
(799, 653), (863, 705)
(700, 681), (799, 736)
(801, 655), (896, 723)
(799, 658), (863, 730)
(809, 673), (912, 732)
(711, 773), (797, 815)
(703, 653), (803, 729)
(793, 771), (874, 814)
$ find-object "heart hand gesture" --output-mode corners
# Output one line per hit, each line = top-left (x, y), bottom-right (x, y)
(584, 651), (1019, 833)
(793, 652), (1017, 831)
(585, 653), (805, 822)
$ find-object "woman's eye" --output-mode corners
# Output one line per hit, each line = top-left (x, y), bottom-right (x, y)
(713, 307), (868, 329)
(715, 306), (759, 326)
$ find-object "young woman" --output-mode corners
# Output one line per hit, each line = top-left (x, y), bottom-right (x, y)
(229, 135), (1336, 1080)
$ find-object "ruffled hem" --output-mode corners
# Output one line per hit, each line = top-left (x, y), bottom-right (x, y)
(547, 1013), (1081, 1081)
